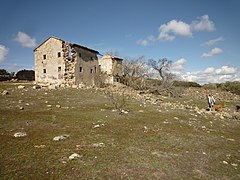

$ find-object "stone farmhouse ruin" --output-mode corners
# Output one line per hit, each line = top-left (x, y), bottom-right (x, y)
(34, 36), (123, 87)
(98, 54), (123, 84)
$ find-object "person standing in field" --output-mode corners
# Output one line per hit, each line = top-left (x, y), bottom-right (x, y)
(207, 94), (214, 111)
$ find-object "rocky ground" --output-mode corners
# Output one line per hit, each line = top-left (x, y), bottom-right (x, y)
(0, 82), (240, 179)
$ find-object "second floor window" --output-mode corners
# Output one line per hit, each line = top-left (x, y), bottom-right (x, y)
(58, 52), (61, 57)
(43, 55), (46, 59)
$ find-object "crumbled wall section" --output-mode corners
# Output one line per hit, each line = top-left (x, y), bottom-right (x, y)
(62, 42), (77, 86)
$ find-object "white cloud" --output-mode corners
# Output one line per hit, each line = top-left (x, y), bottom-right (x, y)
(138, 14), (216, 45)
(0, 44), (9, 64)
(137, 35), (156, 46)
(158, 20), (192, 41)
(204, 67), (215, 74)
(215, 65), (236, 75)
(203, 37), (224, 46)
(147, 57), (239, 84)
(171, 58), (187, 71)
(14, 32), (37, 48)
(201, 47), (223, 58)
(178, 65), (239, 84)
(191, 15), (215, 32)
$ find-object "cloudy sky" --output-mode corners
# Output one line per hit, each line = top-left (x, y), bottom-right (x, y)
(0, 0), (239, 84)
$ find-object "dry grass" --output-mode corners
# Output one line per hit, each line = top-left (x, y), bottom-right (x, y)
(0, 82), (240, 179)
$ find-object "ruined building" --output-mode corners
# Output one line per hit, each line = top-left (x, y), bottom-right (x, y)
(34, 36), (100, 86)
(98, 54), (123, 83)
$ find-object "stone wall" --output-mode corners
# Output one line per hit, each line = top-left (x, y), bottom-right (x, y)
(73, 45), (99, 86)
(34, 37), (65, 84)
(99, 54), (123, 84)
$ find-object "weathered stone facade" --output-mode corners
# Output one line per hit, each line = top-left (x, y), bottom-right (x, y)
(98, 54), (123, 84)
(34, 37), (99, 86)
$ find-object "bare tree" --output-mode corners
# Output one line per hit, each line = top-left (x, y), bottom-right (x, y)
(148, 58), (176, 95)
(104, 87), (129, 114)
(122, 56), (148, 90)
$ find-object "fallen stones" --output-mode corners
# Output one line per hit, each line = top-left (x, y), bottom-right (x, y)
(1, 90), (9, 95)
(14, 132), (27, 138)
(93, 123), (105, 128)
(48, 84), (57, 90)
(33, 85), (41, 90)
(69, 153), (82, 160)
(18, 85), (25, 89)
(53, 134), (69, 141)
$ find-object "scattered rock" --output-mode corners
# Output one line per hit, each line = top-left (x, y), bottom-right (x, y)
(223, 161), (229, 165)
(1, 90), (9, 95)
(33, 85), (41, 90)
(46, 105), (52, 108)
(18, 85), (25, 89)
(144, 126), (148, 132)
(34, 145), (46, 148)
(231, 163), (238, 167)
(93, 123), (105, 128)
(93, 124), (100, 128)
(53, 134), (69, 141)
(69, 153), (82, 160)
(14, 132), (27, 137)
(72, 85), (78, 88)
(19, 106), (24, 110)
(121, 109), (129, 114)
(92, 142), (105, 148)
(56, 105), (61, 108)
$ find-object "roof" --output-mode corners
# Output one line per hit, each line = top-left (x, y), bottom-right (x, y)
(71, 43), (99, 54)
(34, 36), (99, 54)
(104, 54), (123, 61)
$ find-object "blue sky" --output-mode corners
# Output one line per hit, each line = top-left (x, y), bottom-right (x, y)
(0, 0), (239, 84)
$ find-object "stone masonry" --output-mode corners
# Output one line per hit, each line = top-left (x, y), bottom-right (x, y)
(34, 36), (100, 87)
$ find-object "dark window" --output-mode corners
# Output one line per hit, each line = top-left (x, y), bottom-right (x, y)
(94, 66), (97, 73)
(58, 67), (61, 72)
(91, 57), (93, 60)
(90, 69), (93, 74)
(58, 52), (61, 57)
(79, 53), (81, 57)
(43, 69), (46, 73)
(43, 55), (46, 59)
(80, 67), (82, 72)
